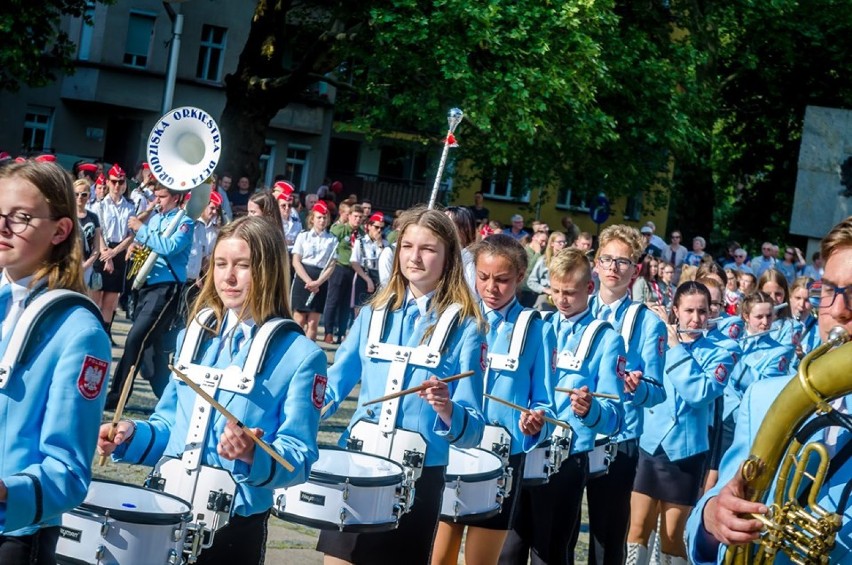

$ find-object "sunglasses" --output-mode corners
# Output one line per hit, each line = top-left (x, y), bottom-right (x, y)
(109, 178), (126, 184)
(75, 192), (90, 198)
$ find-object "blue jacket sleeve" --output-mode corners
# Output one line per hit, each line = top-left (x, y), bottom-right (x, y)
(323, 309), (367, 419)
(629, 312), (667, 408)
(114, 381), (178, 466)
(579, 329), (626, 436)
(136, 213), (194, 256)
(666, 342), (732, 409)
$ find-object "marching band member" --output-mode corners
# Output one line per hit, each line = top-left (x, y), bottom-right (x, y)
(501, 248), (626, 565)
(350, 211), (387, 317)
(628, 282), (733, 565)
(98, 216), (325, 564)
(0, 160), (111, 562)
(273, 181), (302, 252)
(433, 234), (557, 565)
(687, 215), (852, 564)
(104, 182), (195, 408)
(790, 276), (821, 365)
(290, 201), (337, 340)
(586, 225), (667, 565)
(318, 206), (486, 565)
(758, 268), (802, 357)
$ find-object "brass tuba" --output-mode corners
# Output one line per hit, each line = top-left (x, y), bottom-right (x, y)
(724, 326), (852, 565)
(127, 107), (220, 289)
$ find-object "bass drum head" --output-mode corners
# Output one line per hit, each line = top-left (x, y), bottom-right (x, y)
(78, 479), (191, 525)
(310, 447), (404, 487)
(445, 447), (504, 481)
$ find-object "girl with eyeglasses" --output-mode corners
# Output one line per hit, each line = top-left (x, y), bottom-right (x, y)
(350, 212), (387, 317)
(0, 160), (111, 563)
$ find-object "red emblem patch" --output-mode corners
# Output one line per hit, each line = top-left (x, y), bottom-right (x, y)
(658, 336), (666, 357)
(616, 355), (627, 379)
(77, 355), (108, 400)
(778, 356), (788, 373)
(714, 364), (728, 383)
(480, 343), (489, 372)
(179, 223), (190, 233)
(311, 374), (327, 409)
(728, 323), (741, 340)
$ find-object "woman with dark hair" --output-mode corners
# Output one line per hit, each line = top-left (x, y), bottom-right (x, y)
(444, 205), (477, 292)
(631, 254), (658, 304)
(627, 282), (734, 564)
(247, 191), (285, 238)
(757, 268), (802, 358)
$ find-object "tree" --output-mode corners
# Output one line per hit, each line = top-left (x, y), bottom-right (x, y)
(219, 0), (698, 211)
(0, 0), (113, 92)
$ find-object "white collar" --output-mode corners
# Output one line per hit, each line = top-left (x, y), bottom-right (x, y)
(599, 293), (628, 313)
(1, 271), (36, 304)
(482, 298), (516, 319)
(222, 310), (256, 340)
(404, 289), (435, 317)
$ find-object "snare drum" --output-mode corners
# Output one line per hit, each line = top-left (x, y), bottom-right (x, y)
(56, 479), (190, 565)
(523, 426), (573, 485)
(588, 434), (616, 478)
(272, 448), (408, 532)
(441, 447), (506, 522)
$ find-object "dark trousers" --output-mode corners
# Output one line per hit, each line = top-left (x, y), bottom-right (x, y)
(499, 453), (588, 565)
(323, 265), (354, 339)
(0, 527), (59, 565)
(195, 511), (269, 565)
(108, 283), (180, 401)
(585, 440), (639, 565)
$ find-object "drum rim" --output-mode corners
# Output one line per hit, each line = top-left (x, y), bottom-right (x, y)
(78, 479), (192, 525)
(445, 447), (504, 482)
(271, 507), (399, 533)
(314, 446), (404, 487)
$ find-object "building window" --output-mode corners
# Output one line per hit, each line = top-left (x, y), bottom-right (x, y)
(123, 12), (156, 68)
(483, 169), (530, 202)
(624, 193), (643, 221)
(77, 1), (96, 61)
(22, 106), (54, 152)
(555, 186), (590, 211)
(196, 24), (227, 82)
(259, 141), (276, 188)
(285, 146), (311, 192)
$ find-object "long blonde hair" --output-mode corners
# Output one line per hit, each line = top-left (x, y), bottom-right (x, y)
(188, 217), (292, 333)
(0, 161), (85, 293)
(545, 231), (566, 268)
(371, 206), (484, 335)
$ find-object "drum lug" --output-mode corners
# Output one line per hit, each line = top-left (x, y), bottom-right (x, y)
(338, 508), (347, 531)
(207, 489), (233, 513)
(342, 481), (350, 502)
(145, 473), (166, 492)
(453, 500), (460, 521)
(501, 465), (514, 497)
(167, 549), (180, 564)
(402, 449), (424, 469)
(275, 492), (286, 511)
(346, 437), (364, 452)
(95, 544), (105, 561)
(171, 525), (183, 543)
(99, 511), (110, 538)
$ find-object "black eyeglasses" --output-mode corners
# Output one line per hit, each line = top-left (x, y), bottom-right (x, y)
(0, 211), (57, 234)
(809, 281), (852, 311)
(598, 255), (634, 271)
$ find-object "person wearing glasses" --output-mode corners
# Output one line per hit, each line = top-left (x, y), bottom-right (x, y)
(0, 160), (111, 562)
(73, 179), (102, 294)
(586, 225), (667, 565)
(686, 216), (852, 564)
(90, 165), (135, 336)
(350, 212), (387, 317)
(273, 181), (302, 253)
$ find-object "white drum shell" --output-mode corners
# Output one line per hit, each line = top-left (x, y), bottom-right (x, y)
(441, 447), (504, 521)
(522, 426), (573, 485)
(273, 448), (405, 532)
(56, 480), (189, 565)
(588, 434), (615, 478)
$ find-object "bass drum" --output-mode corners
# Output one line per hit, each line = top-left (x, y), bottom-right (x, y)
(56, 479), (190, 565)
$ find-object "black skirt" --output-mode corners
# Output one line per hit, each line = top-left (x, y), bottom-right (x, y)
(351, 269), (381, 308)
(316, 465), (445, 565)
(632, 447), (708, 506)
(96, 242), (127, 294)
(291, 264), (327, 313)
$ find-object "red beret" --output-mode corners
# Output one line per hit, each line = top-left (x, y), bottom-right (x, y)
(330, 180), (343, 193)
(0, 152), (11, 161)
(34, 154), (56, 163)
(79, 163), (98, 173)
(312, 201), (329, 215)
(480, 224), (495, 238)
(108, 164), (126, 179)
(96, 174), (105, 185)
(141, 162), (150, 170)
(273, 181), (295, 197)
(209, 191), (223, 206)
(369, 212), (385, 224)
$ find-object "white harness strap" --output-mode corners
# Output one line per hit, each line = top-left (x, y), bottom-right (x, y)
(366, 301), (461, 434)
(619, 303), (644, 353)
(174, 310), (299, 470)
(488, 308), (538, 372)
(556, 320), (610, 371)
(0, 290), (99, 389)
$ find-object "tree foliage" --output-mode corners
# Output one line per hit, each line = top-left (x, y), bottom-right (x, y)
(0, 0), (112, 92)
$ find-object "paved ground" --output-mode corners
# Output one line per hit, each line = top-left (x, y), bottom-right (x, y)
(94, 313), (590, 564)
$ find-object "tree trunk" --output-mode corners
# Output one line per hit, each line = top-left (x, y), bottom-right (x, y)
(218, 87), (282, 186)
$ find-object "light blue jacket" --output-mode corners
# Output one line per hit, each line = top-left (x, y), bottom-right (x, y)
(482, 300), (557, 454)
(792, 314), (821, 370)
(323, 301), (486, 466)
(548, 309), (626, 454)
(641, 336), (733, 460)
(589, 296), (667, 442)
(0, 294), (111, 535)
(723, 333), (791, 421)
(114, 321), (325, 517)
(135, 206), (195, 285)
(770, 317), (803, 359)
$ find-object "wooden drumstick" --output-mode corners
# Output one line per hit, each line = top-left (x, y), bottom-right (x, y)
(554, 387), (620, 400)
(361, 370), (475, 406)
(98, 364), (137, 466)
(169, 364), (295, 472)
(483, 393), (572, 431)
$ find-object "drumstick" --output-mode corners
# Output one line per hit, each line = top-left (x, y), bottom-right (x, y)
(483, 393), (572, 431)
(361, 370), (475, 406)
(169, 364), (295, 472)
(98, 364), (136, 466)
(554, 387), (621, 400)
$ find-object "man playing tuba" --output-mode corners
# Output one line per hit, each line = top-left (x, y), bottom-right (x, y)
(104, 184), (194, 410)
(687, 216), (852, 564)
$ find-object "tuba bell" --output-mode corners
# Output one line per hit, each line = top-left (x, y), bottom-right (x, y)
(127, 107), (220, 289)
(724, 326), (852, 565)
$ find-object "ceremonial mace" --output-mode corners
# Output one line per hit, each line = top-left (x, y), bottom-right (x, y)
(427, 108), (464, 209)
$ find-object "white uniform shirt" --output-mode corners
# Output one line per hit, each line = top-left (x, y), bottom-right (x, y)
(350, 236), (387, 272)
(292, 229), (337, 268)
(96, 196), (135, 243)
(283, 211), (302, 251)
(0, 273), (34, 341)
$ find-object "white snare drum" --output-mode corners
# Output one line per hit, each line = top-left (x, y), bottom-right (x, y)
(272, 448), (409, 532)
(588, 434), (617, 478)
(441, 447), (506, 522)
(522, 426), (573, 486)
(56, 480), (190, 565)
(479, 424), (512, 464)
